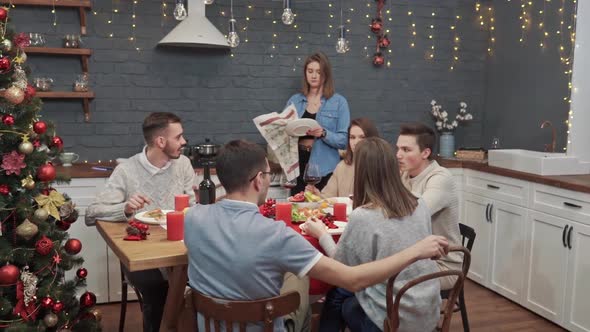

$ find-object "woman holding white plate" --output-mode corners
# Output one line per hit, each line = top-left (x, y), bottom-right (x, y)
(306, 117), (379, 198)
(285, 52), (350, 195)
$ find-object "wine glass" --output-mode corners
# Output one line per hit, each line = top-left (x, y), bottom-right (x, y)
(303, 162), (321, 186)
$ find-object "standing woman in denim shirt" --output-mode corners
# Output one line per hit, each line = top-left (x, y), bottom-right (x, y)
(286, 52), (351, 195)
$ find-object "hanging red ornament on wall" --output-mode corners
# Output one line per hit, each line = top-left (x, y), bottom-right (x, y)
(373, 52), (385, 66)
(33, 121), (47, 135)
(2, 114), (14, 126)
(79, 292), (96, 308)
(0, 8), (8, 21)
(40, 296), (54, 308)
(0, 264), (20, 285)
(76, 267), (88, 279)
(37, 163), (56, 182)
(378, 35), (391, 48)
(64, 239), (82, 255)
(50, 136), (63, 150)
(370, 18), (383, 34)
(0, 184), (9, 195)
(52, 300), (64, 313)
(35, 236), (53, 256)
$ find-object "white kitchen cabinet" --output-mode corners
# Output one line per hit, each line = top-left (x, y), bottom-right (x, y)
(563, 221), (590, 332)
(54, 178), (111, 304)
(462, 192), (492, 285)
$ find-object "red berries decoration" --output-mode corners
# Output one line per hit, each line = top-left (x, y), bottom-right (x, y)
(259, 198), (276, 218)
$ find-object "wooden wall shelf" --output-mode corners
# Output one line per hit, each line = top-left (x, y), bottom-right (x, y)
(24, 47), (92, 73)
(36, 91), (95, 122)
(4, 0), (92, 35)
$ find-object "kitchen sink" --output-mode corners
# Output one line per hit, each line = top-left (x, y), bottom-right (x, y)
(488, 149), (590, 176)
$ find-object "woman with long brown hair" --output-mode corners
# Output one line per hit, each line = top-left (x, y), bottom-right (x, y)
(286, 52), (351, 195)
(304, 137), (441, 332)
(306, 117), (379, 198)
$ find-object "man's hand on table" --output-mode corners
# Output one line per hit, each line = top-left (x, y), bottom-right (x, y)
(124, 193), (152, 217)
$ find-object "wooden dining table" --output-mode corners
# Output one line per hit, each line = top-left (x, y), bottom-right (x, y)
(96, 220), (190, 332)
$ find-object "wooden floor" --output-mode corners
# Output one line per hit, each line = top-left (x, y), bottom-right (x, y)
(96, 280), (565, 332)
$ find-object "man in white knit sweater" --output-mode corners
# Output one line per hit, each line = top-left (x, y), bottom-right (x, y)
(396, 123), (463, 290)
(85, 112), (196, 332)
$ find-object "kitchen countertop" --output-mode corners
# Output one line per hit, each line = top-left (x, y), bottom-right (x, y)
(438, 158), (590, 194)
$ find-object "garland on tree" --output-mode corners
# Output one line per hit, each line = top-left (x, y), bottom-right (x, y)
(0, 6), (101, 332)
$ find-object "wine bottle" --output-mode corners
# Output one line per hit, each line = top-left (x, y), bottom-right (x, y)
(199, 166), (216, 204)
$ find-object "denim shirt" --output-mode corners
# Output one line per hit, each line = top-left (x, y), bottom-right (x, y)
(286, 93), (350, 177)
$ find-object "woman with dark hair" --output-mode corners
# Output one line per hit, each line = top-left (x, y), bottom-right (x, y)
(304, 137), (441, 332)
(306, 117), (379, 198)
(286, 52), (351, 195)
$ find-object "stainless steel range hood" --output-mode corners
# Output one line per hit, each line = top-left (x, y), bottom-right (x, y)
(158, 0), (229, 49)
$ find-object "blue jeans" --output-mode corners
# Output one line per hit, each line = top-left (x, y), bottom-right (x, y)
(319, 288), (382, 332)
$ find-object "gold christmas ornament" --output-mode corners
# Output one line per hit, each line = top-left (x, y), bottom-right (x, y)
(1, 39), (12, 52)
(15, 219), (39, 240)
(89, 307), (102, 321)
(34, 191), (66, 220)
(43, 312), (58, 327)
(18, 141), (34, 155)
(33, 208), (49, 222)
(4, 86), (25, 104)
(21, 175), (35, 190)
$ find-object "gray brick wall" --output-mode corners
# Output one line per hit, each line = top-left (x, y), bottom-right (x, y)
(15, 0), (489, 160)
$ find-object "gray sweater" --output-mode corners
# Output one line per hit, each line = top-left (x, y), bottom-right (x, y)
(85, 152), (196, 225)
(323, 200), (440, 332)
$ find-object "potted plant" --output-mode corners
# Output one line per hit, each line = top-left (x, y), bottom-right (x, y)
(430, 100), (473, 157)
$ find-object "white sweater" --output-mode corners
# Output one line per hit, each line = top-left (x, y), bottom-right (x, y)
(85, 151), (196, 225)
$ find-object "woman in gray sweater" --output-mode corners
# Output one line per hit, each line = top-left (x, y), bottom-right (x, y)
(304, 137), (441, 332)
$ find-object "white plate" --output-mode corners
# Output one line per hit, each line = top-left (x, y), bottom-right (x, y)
(134, 209), (174, 225)
(299, 221), (347, 235)
(285, 119), (321, 137)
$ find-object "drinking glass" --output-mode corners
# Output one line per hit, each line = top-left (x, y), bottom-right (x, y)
(303, 163), (321, 186)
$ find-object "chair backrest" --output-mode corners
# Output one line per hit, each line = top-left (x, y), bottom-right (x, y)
(191, 289), (300, 332)
(459, 223), (476, 252)
(383, 245), (472, 332)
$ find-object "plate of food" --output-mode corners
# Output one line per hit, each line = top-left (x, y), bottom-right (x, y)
(134, 208), (173, 225)
(285, 119), (322, 137)
(299, 220), (347, 236)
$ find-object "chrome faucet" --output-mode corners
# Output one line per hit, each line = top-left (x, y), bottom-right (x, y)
(540, 120), (556, 153)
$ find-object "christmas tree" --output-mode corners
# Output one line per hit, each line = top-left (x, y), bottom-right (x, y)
(0, 7), (101, 332)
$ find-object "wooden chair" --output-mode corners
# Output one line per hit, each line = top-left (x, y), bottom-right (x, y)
(383, 246), (471, 332)
(119, 263), (144, 332)
(191, 289), (300, 332)
(440, 223), (476, 332)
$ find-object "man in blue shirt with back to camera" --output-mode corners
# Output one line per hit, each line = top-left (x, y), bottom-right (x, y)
(184, 140), (449, 332)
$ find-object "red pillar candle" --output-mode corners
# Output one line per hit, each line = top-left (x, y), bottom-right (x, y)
(275, 202), (292, 224)
(333, 203), (347, 221)
(175, 194), (190, 211)
(166, 211), (184, 241)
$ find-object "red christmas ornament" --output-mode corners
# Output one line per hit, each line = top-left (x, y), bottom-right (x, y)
(33, 121), (47, 135)
(0, 8), (7, 21)
(2, 114), (14, 126)
(40, 187), (54, 195)
(79, 292), (96, 308)
(76, 267), (88, 279)
(0, 56), (10, 73)
(52, 300), (64, 313)
(40, 296), (54, 308)
(37, 163), (56, 182)
(35, 236), (53, 256)
(373, 52), (385, 66)
(370, 18), (383, 34)
(56, 220), (71, 230)
(378, 35), (391, 48)
(0, 184), (9, 195)
(0, 264), (19, 285)
(24, 84), (36, 100)
(64, 239), (82, 255)
(50, 136), (63, 150)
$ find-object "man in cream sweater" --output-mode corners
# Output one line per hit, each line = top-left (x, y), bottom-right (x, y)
(86, 112), (196, 332)
(396, 123), (462, 289)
